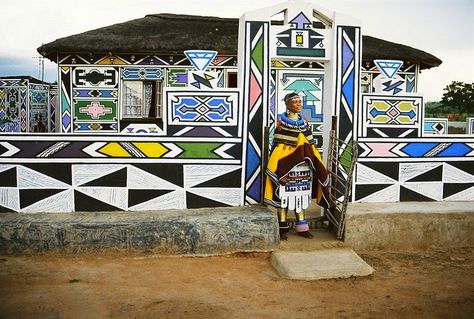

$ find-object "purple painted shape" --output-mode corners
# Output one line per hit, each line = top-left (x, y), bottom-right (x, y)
(11, 142), (58, 157)
(62, 112), (71, 129)
(179, 127), (224, 137)
(290, 12), (311, 29)
(10, 141), (94, 158)
(174, 73), (188, 84)
(342, 38), (354, 75)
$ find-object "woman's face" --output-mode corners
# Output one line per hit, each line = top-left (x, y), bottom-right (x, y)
(286, 97), (302, 114)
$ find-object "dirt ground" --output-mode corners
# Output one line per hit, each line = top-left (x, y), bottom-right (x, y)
(0, 247), (473, 319)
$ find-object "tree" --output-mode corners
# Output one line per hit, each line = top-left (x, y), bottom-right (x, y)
(441, 81), (474, 114)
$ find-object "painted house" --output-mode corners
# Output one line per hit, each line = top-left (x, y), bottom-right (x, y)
(0, 1), (472, 217)
(35, 13), (441, 136)
(0, 76), (57, 133)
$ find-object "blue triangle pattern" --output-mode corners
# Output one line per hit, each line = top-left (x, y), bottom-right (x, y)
(246, 141), (260, 181)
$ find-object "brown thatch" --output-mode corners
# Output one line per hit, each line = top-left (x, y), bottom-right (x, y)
(37, 13), (441, 70)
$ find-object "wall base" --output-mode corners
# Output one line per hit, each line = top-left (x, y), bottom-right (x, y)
(0, 206), (279, 255)
(344, 202), (474, 250)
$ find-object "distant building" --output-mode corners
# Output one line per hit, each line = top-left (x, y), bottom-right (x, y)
(0, 76), (57, 133)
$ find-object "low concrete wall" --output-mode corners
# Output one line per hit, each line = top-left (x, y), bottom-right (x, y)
(0, 206), (279, 255)
(344, 202), (474, 250)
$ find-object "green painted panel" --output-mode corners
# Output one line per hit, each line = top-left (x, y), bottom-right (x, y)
(73, 100), (117, 121)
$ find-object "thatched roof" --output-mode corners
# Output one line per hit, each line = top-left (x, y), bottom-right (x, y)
(38, 13), (442, 70)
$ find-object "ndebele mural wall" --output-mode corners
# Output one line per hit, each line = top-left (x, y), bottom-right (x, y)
(353, 58), (474, 202)
(0, 0), (472, 213)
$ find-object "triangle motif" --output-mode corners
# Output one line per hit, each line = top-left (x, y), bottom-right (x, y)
(75, 187), (128, 210)
(0, 188), (19, 212)
(443, 163), (474, 182)
(187, 188), (242, 206)
(354, 184), (396, 202)
(80, 167), (127, 187)
(184, 165), (241, 189)
(21, 189), (73, 213)
(128, 165), (180, 190)
(399, 162), (443, 182)
(443, 182), (474, 199)
(73, 164), (127, 187)
(356, 163), (396, 183)
(401, 183), (442, 201)
(374, 60), (403, 79)
(184, 50), (217, 71)
(405, 165), (443, 182)
(128, 190), (186, 210)
(400, 185), (436, 202)
(17, 166), (70, 189)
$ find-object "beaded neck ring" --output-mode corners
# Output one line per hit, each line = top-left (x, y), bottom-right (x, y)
(280, 112), (309, 130)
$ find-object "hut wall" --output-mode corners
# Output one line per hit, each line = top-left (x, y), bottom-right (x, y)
(0, 55), (244, 213)
(0, 79), (28, 132)
(29, 83), (50, 132)
(56, 54), (237, 133)
(352, 60), (474, 203)
(0, 78), (55, 133)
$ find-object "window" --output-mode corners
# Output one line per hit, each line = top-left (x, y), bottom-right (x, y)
(122, 80), (162, 119)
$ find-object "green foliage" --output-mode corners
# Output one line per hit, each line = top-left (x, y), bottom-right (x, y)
(441, 81), (474, 114)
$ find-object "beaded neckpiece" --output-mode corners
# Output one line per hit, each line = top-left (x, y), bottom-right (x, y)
(280, 112), (310, 130)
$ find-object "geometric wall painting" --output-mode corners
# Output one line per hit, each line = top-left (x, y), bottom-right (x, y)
(360, 94), (423, 138)
(0, 188), (19, 212)
(354, 161), (474, 202)
(128, 165), (179, 189)
(399, 185), (438, 201)
(73, 164), (126, 187)
(270, 12), (330, 60)
(128, 189), (186, 210)
(17, 165), (70, 189)
(167, 90), (239, 126)
(443, 183), (474, 201)
(374, 60), (403, 79)
(354, 183), (398, 202)
(443, 163), (474, 182)
(424, 118), (448, 135)
(275, 70), (324, 122)
(21, 189), (74, 213)
(75, 187), (128, 210)
(373, 74), (405, 95)
(73, 67), (118, 88)
(0, 162), (244, 213)
(187, 71), (219, 89)
(184, 50), (217, 71)
(122, 67), (164, 80)
(399, 162), (443, 182)
(355, 162), (397, 183)
(401, 183), (443, 201)
(120, 123), (165, 134)
(467, 117), (474, 135)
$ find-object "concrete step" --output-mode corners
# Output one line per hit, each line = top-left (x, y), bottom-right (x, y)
(272, 229), (373, 280)
(271, 248), (374, 280)
(0, 206), (279, 255)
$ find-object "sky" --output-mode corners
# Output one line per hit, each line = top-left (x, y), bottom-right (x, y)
(0, 0), (473, 102)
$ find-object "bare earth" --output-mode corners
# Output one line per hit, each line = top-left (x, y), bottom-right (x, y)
(0, 248), (473, 319)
